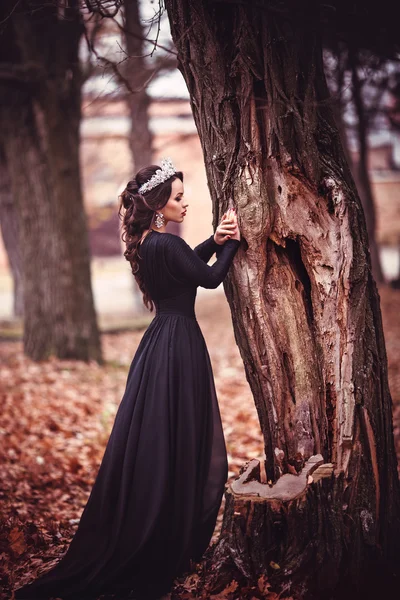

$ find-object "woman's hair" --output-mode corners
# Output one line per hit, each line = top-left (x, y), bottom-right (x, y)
(118, 164), (183, 311)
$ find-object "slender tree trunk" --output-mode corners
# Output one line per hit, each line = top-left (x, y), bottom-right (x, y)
(327, 45), (383, 284)
(0, 147), (24, 317)
(166, 1), (400, 598)
(0, 1), (102, 362)
(122, 0), (155, 314)
(327, 46), (354, 170)
(348, 48), (384, 284)
(123, 0), (153, 170)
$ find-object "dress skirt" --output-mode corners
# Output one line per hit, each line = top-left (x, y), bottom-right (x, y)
(15, 312), (228, 600)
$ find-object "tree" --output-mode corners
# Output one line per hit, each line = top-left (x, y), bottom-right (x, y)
(86, 1), (180, 312)
(324, 45), (388, 284)
(347, 48), (385, 283)
(0, 1), (102, 362)
(91, 0), (178, 174)
(165, 0), (400, 597)
(0, 147), (24, 317)
(122, 0), (154, 170)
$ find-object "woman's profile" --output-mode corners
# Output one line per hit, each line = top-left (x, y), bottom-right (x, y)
(15, 158), (241, 600)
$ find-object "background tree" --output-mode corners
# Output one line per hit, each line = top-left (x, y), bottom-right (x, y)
(324, 45), (394, 284)
(121, 0), (180, 306)
(165, 0), (400, 597)
(0, 147), (23, 317)
(122, 0), (154, 170)
(89, 0), (178, 172)
(0, 0), (102, 362)
(347, 49), (385, 283)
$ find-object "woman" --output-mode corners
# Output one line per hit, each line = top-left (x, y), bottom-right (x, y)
(15, 158), (241, 600)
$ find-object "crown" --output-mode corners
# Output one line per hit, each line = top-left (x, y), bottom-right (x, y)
(138, 157), (178, 194)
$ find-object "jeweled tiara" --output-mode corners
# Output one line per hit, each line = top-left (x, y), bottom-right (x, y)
(138, 157), (177, 194)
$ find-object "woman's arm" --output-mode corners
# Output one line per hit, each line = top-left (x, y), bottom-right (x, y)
(193, 235), (219, 263)
(165, 234), (240, 289)
(193, 209), (238, 263)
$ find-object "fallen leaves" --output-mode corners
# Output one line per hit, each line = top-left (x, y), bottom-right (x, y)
(209, 579), (239, 599)
(8, 527), (27, 556)
(0, 285), (399, 599)
(0, 344), (130, 595)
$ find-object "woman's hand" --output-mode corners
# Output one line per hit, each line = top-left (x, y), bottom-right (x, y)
(214, 208), (240, 245)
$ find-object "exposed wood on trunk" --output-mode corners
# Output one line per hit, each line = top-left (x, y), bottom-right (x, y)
(205, 458), (344, 595)
(231, 454), (325, 499)
(165, 0), (400, 596)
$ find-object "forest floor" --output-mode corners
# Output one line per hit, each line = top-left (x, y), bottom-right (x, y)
(1, 284), (399, 600)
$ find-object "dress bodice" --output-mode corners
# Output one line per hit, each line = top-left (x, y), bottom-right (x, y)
(138, 230), (240, 319)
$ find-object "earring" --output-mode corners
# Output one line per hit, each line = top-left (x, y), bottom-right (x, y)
(155, 212), (165, 228)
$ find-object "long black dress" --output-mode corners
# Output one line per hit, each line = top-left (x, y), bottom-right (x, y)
(15, 230), (240, 600)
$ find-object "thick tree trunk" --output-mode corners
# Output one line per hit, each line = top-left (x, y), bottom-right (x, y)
(0, 147), (24, 317)
(166, 1), (400, 598)
(0, 1), (102, 362)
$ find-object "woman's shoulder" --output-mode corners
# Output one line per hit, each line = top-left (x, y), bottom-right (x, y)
(140, 230), (181, 246)
(153, 232), (195, 263)
(154, 231), (190, 248)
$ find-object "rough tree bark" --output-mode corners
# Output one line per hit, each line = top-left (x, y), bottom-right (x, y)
(165, 1), (400, 598)
(0, 1), (102, 362)
(0, 147), (24, 317)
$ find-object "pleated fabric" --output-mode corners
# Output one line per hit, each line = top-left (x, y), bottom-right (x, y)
(15, 231), (240, 600)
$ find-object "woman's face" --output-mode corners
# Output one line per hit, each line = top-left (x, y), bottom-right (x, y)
(161, 177), (188, 224)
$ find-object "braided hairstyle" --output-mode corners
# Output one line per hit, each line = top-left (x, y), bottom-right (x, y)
(118, 165), (184, 311)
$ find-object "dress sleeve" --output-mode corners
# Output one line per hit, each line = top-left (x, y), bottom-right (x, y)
(193, 234), (220, 263)
(165, 234), (240, 289)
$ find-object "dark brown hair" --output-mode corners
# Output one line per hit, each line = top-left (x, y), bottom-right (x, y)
(118, 164), (184, 311)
